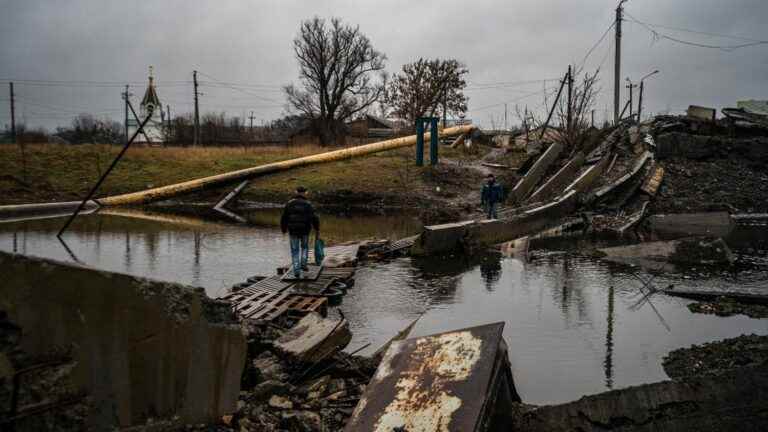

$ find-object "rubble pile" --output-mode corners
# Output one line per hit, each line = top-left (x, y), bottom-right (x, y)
(650, 114), (768, 214)
(687, 297), (768, 319)
(230, 321), (377, 432)
(663, 334), (768, 379)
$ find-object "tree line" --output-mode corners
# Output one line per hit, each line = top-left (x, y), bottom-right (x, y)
(0, 16), (479, 147)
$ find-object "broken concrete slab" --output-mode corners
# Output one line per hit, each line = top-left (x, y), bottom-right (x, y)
(273, 312), (351, 364)
(565, 152), (613, 194)
(411, 220), (474, 256)
(528, 151), (585, 203)
(414, 190), (579, 256)
(345, 322), (520, 432)
(648, 212), (734, 239)
(0, 251), (246, 429)
(513, 363), (768, 431)
(687, 104), (717, 122)
(598, 237), (735, 267)
(510, 142), (564, 202)
(591, 151), (653, 203)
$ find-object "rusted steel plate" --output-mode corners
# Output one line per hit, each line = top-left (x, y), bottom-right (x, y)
(641, 164), (665, 196)
(345, 322), (520, 432)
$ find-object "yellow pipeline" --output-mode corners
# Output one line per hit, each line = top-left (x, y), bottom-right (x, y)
(98, 125), (477, 206)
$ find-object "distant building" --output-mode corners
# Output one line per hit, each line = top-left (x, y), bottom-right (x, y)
(347, 114), (395, 138)
(737, 100), (768, 116)
(128, 67), (165, 145)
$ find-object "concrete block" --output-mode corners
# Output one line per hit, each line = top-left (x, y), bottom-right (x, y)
(0, 251), (246, 429)
(649, 212), (734, 239)
(528, 152), (585, 203)
(510, 142), (564, 202)
(411, 220), (474, 256)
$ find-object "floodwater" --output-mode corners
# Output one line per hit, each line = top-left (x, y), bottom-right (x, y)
(2, 209), (767, 405)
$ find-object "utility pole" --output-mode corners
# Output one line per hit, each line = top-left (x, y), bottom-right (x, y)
(9, 82), (16, 144)
(504, 104), (508, 131)
(193, 70), (200, 146)
(566, 65), (574, 131)
(249, 111), (255, 131)
(442, 83), (448, 128)
(626, 79), (637, 121)
(166, 104), (172, 141)
(591, 109), (595, 127)
(637, 81), (644, 122)
(122, 85), (131, 144)
(614, 0), (628, 124)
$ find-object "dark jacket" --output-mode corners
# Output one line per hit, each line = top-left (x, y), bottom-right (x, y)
(281, 195), (320, 236)
(481, 181), (504, 205)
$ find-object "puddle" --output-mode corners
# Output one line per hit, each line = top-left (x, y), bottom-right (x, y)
(1, 209), (767, 406)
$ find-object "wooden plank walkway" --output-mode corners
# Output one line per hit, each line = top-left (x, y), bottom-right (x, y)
(366, 235), (418, 258)
(219, 247), (358, 322)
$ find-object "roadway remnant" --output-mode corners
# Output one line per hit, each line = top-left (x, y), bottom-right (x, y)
(344, 322), (520, 432)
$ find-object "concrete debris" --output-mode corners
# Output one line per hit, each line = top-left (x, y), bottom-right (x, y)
(0, 251), (246, 429)
(648, 212), (734, 239)
(687, 105), (717, 122)
(598, 237), (734, 267)
(273, 312), (352, 364)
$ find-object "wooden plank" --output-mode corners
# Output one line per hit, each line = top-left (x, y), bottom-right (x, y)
(281, 264), (323, 281)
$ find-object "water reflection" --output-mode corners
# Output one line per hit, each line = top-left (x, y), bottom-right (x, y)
(2, 211), (767, 405)
(0, 209), (422, 298)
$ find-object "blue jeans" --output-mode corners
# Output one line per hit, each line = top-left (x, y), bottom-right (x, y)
(289, 234), (309, 276)
(485, 202), (498, 220)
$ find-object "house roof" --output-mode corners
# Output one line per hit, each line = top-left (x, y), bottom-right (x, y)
(365, 114), (394, 129)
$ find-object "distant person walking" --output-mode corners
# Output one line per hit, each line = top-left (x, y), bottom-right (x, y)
(481, 174), (503, 220)
(280, 186), (320, 278)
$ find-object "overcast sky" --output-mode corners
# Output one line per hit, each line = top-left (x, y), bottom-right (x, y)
(1, 0), (766, 131)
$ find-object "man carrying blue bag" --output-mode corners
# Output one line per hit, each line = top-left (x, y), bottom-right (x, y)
(280, 186), (321, 278)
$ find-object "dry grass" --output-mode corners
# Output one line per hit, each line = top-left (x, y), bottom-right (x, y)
(0, 143), (328, 204)
(0, 142), (477, 206)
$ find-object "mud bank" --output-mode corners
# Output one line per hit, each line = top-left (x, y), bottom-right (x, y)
(512, 363), (768, 431)
(0, 251), (247, 430)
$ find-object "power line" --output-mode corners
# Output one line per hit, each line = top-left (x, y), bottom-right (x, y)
(625, 13), (768, 51)
(196, 71), (280, 103)
(465, 78), (559, 90)
(578, 21), (616, 71)
(473, 87), (558, 112)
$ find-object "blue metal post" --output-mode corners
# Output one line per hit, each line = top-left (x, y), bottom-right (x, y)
(415, 119), (424, 166)
(430, 118), (439, 165)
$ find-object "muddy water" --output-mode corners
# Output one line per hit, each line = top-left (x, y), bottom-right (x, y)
(2, 210), (767, 406)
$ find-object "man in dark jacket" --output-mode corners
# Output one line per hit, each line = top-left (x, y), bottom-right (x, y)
(481, 174), (503, 220)
(280, 186), (320, 277)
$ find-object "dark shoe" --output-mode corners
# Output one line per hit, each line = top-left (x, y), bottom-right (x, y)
(301, 265), (309, 271)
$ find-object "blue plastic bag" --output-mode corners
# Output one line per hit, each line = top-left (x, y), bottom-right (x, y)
(314, 237), (325, 265)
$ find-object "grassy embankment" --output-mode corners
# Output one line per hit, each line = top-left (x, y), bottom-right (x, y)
(0, 143), (476, 207)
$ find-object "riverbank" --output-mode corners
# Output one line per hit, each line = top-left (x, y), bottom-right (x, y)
(0, 143), (519, 217)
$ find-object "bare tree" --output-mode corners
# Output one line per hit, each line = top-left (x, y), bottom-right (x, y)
(557, 68), (601, 149)
(285, 17), (387, 145)
(385, 58), (468, 127)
